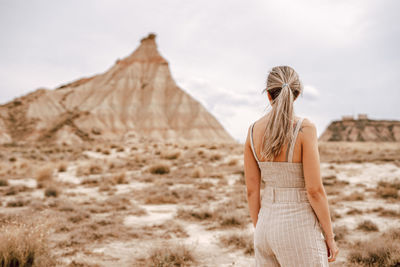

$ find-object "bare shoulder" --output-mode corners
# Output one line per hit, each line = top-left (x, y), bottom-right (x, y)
(299, 118), (317, 141)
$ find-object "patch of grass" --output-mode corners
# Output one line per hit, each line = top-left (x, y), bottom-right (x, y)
(161, 150), (181, 160)
(356, 219), (379, 232)
(333, 225), (349, 242)
(348, 227), (400, 266)
(219, 233), (254, 255)
(57, 162), (67, 172)
(210, 152), (222, 161)
(149, 163), (170, 175)
(342, 191), (364, 201)
(35, 165), (53, 188)
(0, 179), (8, 186)
(0, 218), (56, 266)
(44, 185), (60, 197)
(142, 241), (196, 266)
(191, 166), (204, 178)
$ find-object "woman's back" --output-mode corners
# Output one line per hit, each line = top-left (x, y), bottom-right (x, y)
(250, 115), (305, 164)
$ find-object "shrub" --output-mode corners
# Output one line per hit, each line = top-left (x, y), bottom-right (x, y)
(149, 163), (170, 175)
(44, 185), (59, 197)
(143, 241), (196, 266)
(219, 233), (254, 255)
(161, 150), (181, 160)
(348, 227), (400, 266)
(356, 219), (379, 232)
(210, 153), (222, 161)
(35, 165), (53, 185)
(191, 166), (204, 178)
(112, 172), (127, 184)
(0, 219), (55, 266)
(0, 179), (8, 186)
(57, 162), (67, 172)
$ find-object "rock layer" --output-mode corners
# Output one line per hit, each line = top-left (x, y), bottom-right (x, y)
(0, 33), (235, 144)
(319, 118), (400, 142)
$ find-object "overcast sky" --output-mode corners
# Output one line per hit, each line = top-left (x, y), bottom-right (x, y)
(1, 0), (399, 143)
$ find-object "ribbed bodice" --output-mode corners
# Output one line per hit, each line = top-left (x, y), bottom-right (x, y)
(250, 117), (305, 189)
(258, 162), (305, 188)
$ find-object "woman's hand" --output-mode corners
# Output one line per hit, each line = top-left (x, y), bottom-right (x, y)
(325, 238), (339, 262)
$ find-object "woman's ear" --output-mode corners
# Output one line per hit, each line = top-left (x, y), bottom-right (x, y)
(267, 91), (272, 102)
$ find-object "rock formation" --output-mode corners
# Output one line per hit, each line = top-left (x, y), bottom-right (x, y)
(319, 114), (400, 142)
(0, 33), (235, 145)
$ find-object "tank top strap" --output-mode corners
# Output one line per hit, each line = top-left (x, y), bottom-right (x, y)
(287, 117), (304, 163)
(249, 122), (260, 162)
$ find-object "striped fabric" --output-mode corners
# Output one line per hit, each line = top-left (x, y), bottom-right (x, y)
(250, 117), (329, 267)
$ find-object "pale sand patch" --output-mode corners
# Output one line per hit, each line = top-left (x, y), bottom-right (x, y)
(124, 204), (177, 227)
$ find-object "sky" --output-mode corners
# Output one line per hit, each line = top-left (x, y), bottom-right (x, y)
(0, 0), (399, 143)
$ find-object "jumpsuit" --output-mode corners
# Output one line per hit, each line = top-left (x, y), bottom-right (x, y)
(250, 117), (329, 267)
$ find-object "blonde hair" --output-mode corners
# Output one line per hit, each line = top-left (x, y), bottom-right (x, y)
(260, 66), (303, 160)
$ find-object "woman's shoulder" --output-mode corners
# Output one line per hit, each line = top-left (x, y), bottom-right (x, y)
(298, 117), (317, 140)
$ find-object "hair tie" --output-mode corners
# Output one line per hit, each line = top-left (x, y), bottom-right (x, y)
(282, 83), (289, 88)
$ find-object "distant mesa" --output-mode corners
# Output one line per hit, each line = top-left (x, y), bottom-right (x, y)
(319, 113), (400, 142)
(0, 33), (235, 145)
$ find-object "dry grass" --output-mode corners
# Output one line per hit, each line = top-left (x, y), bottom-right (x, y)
(149, 163), (170, 175)
(57, 161), (67, 172)
(161, 149), (181, 160)
(348, 227), (400, 266)
(342, 191), (364, 201)
(0, 217), (56, 266)
(375, 179), (399, 199)
(0, 178), (8, 186)
(191, 166), (204, 178)
(44, 184), (60, 197)
(139, 241), (197, 266)
(35, 165), (53, 188)
(219, 232), (254, 255)
(356, 219), (379, 232)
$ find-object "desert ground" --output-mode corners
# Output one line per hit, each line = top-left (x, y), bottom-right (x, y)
(0, 139), (399, 266)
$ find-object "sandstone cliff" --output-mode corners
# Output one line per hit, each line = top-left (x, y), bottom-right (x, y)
(319, 116), (400, 142)
(0, 33), (235, 145)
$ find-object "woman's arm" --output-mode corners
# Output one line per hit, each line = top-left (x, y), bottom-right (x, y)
(302, 119), (334, 239)
(244, 125), (261, 228)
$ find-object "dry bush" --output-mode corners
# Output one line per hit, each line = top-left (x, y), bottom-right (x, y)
(346, 208), (363, 215)
(149, 163), (170, 175)
(140, 241), (196, 266)
(191, 166), (204, 178)
(161, 149), (181, 160)
(375, 180), (399, 199)
(44, 184), (60, 198)
(333, 225), (349, 242)
(112, 172), (128, 184)
(227, 158), (238, 166)
(0, 178), (8, 186)
(4, 185), (31, 196)
(35, 165), (54, 187)
(210, 152), (222, 161)
(342, 191), (364, 201)
(89, 163), (103, 175)
(0, 218), (56, 266)
(219, 232), (254, 255)
(356, 219), (379, 232)
(6, 198), (28, 207)
(348, 227), (400, 266)
(196, 181), (213, 190)
(57, 162), (67, 172)
(176, 207), (214, 221)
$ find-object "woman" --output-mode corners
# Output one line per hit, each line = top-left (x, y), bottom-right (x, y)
(244, 66), (339, 266)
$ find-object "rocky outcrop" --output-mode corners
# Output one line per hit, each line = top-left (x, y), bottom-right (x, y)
(319, 117), (400, 142)
(0, 33), (235, 145)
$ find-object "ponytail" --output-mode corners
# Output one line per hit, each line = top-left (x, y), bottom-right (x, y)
(260, 66), (301, 161)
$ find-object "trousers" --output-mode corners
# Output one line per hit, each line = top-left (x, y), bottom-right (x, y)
(254, 187), (329, 267)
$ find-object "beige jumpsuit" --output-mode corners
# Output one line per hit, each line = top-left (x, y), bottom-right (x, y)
(250, 117), (329, 267)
